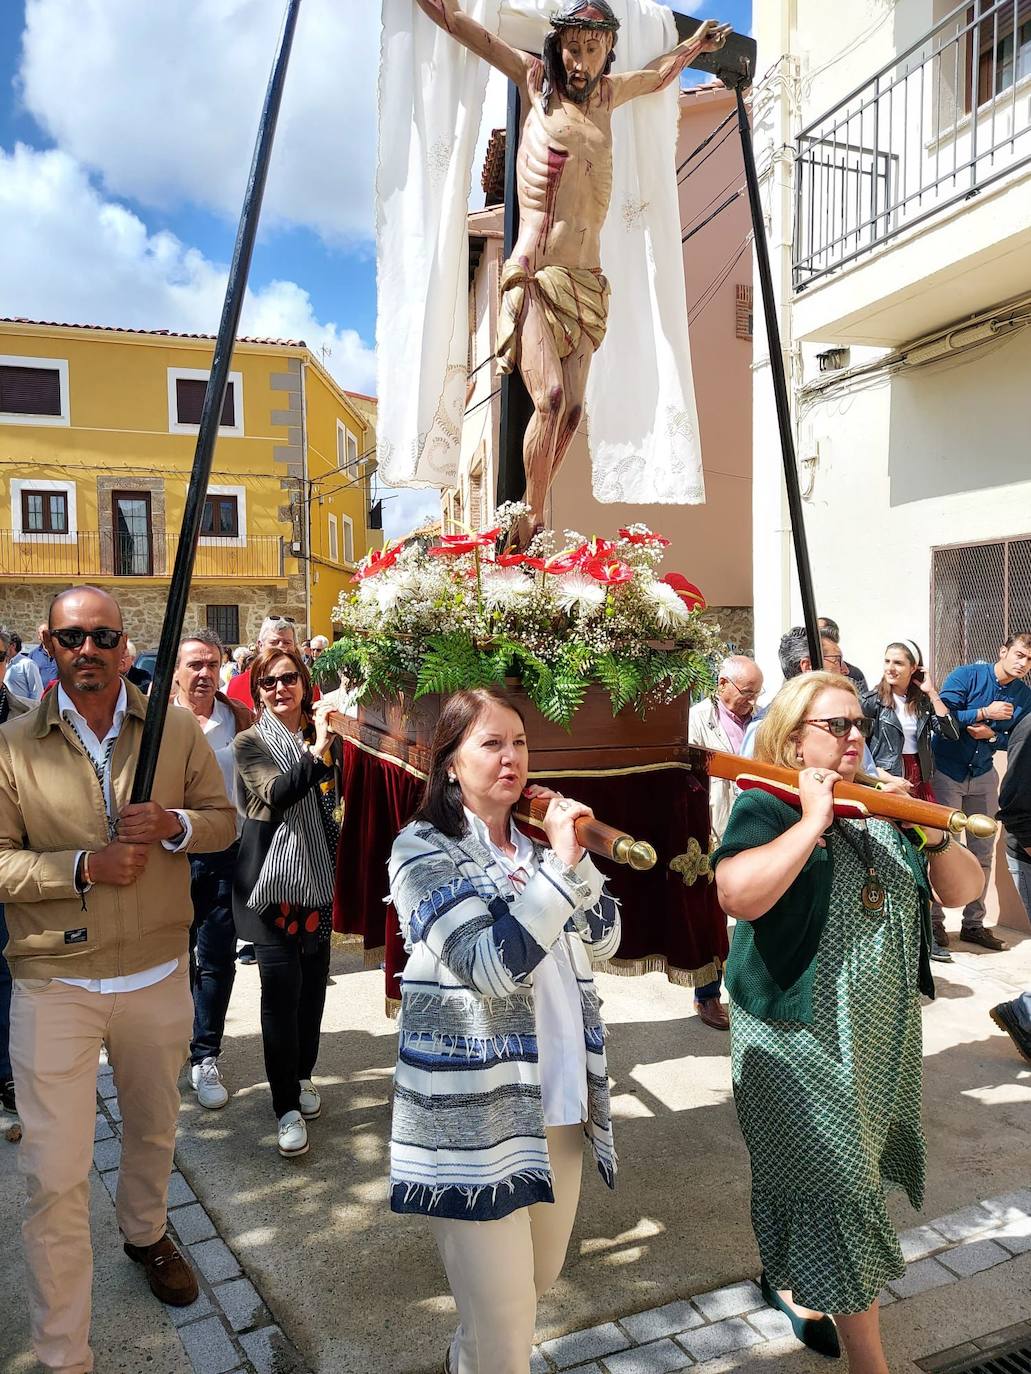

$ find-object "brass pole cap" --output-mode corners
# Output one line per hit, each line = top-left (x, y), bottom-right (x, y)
(965, 812), (998, 839)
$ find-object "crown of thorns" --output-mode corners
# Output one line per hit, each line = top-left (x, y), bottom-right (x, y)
(550, 1), (620, 34)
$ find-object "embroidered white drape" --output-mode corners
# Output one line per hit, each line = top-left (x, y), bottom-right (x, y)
(376, 0), (704, 506)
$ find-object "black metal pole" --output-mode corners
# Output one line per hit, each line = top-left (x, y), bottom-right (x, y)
(131, 0), (302, 802)
(733, 84), (823, 669)
(496, 80), (533, 508)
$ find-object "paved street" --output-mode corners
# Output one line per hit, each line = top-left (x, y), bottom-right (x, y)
(1, 926), (1029, 1374)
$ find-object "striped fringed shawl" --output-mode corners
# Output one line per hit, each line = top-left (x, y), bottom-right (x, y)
(388, 818), (621, 1221)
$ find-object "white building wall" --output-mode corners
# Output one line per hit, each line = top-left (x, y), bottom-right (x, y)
(752, 0), (1031, 689)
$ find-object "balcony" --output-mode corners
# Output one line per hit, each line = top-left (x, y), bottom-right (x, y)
(791, 0), (1031, 345)
(0, 531), (286, 581)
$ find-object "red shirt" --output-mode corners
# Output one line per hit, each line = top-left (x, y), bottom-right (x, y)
(224, 671), (320, 707)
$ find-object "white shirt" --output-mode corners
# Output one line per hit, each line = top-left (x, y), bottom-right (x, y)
(56, 681), (185, 995)
(893, 694), (920, 754)
(174, 695), (240, 837)
(466, 809), (588, 1129)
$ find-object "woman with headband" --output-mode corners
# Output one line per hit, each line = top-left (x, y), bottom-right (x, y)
(861, 640), (959, 801)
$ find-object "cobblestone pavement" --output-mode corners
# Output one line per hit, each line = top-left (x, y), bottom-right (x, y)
(1, 931), (1028, 1373)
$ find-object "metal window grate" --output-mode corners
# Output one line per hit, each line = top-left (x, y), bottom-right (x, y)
(920, 1334), (1031, 1374)
(932, 535), (1031, 679)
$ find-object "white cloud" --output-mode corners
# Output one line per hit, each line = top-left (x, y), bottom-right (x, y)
(18, 0), (380, 244)
(0, 143), (376, 394)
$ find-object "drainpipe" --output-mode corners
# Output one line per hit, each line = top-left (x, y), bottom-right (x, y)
(299, 355), (312, 638)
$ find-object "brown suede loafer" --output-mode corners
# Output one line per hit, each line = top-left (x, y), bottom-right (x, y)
(124, 1232), (199, 1306)
(960, 926), (1007, 952)
(695, 996), (730, 1031)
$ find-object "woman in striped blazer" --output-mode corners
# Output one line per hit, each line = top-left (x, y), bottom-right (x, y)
(388, 688), (621, 1374)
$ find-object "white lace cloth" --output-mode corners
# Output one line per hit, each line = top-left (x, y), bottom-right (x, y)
(376, 0), (704, 506)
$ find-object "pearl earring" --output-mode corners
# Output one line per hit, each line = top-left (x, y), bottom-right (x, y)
(447, 771), (457, 783)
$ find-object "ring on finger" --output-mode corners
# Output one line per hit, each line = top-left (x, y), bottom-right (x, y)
(813, 771), (826, 783)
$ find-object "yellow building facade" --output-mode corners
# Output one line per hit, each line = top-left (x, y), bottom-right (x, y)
(0, 318), (378, 648)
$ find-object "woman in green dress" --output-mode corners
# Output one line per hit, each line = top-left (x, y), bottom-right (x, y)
(712, 672), (982, 1374)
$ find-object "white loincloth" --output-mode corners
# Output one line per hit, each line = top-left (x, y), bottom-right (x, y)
(376, 0), (704, 506)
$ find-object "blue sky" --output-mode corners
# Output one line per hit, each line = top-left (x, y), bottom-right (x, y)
(0, 0), (751, 531)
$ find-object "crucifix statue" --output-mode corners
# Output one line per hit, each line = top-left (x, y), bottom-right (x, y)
(415, 0), (730, 546)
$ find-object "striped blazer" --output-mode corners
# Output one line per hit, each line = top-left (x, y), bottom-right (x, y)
(388, 818), (621, 1221)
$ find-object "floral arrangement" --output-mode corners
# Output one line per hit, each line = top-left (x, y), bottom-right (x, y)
(313, 503), (723, 727)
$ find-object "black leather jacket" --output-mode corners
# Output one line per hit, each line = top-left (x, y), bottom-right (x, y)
(860, 689), (960, 781)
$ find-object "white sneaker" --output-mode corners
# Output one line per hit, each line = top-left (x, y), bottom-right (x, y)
(190, 1057), (229, 1110)
(298, 1079), (321, 1120)
(277, 1110), (309, 1158)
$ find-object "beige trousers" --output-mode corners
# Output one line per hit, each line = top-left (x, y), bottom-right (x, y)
(10, 957), (192, 1373)
(428, 1124), (585, 1374)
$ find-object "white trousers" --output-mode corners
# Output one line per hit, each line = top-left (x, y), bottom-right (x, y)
(428, 1124), (585, 1374)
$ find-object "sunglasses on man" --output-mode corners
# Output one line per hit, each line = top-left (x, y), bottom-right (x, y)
(804, 716), (874, 739)
(257, 671), (301, 691)
(49, 627), (124, 651)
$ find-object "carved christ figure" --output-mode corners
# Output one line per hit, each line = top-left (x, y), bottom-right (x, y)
(414, 0), (730, 542)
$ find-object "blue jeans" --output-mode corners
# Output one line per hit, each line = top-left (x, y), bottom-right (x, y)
(695, 972), (723, 1002)
(189, 844), (239, 1064)
(0, 906), (11, 1081)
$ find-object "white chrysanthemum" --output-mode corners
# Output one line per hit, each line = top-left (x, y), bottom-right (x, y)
(359, 570), (417, 616)
(553, 572), (606, 616)
(481, 567), (535, 609)
(643, 579), (690, 627)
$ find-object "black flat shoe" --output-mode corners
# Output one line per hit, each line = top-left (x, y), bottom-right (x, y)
(760, 1271), (841, 1358)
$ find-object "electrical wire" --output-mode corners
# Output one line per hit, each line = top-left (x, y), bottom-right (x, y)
(675, 108), (736, 176)
(677, 122), (736, 184)
(680, 167), (744, 234)
(687, 235), (752, 326)
(682, 188), (745, 243)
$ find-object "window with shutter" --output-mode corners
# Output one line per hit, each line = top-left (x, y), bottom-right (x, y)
(176, 379), (235, 427)
(328, 514), (339, 562)
(735, 285), (753, 341)
(342, 516), (354, 563)
(0, 357), (69, 425)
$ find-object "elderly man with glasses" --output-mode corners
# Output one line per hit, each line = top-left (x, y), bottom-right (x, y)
(0, 586), (235, 1374)
(225, 616), (318, 708)
(687, 654), (764, 1029)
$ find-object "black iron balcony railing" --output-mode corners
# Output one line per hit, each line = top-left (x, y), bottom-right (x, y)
(794, 0), (1031, 289)
(0, 531), (286, 580)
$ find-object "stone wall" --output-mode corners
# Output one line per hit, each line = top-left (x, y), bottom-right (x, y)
(707, 605), (754, 655)
(0, 582), (305, 649)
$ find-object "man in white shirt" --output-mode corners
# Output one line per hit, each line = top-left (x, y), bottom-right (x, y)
(4, 629), (44, 701)
(172, 630), (253, 1109)
(0, 586), (235, 1374)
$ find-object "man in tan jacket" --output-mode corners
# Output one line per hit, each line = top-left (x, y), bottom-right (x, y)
(0, 586), (236, 1374)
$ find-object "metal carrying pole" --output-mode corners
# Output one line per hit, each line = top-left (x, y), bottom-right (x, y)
(496, 81), (533, 507)
(732, 82), (823, 669)
(130, 0), (302, 802)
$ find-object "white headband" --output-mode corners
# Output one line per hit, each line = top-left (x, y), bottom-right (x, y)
(898, 638), (922, 666)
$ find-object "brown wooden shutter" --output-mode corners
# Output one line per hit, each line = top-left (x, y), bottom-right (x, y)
(735, 285), (753, 341)
(0, 365), (62, 416)
(176, 378), (235, 426)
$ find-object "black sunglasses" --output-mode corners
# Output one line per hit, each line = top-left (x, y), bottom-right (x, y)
(804, 716), (874, 739)
(257, 671), (301, 691)
(50, 626), (124, 651)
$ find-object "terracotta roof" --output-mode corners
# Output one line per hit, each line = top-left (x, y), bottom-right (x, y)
(0, 317), (306, 347)
(342, 389), (377, 403)
(481, 128), (506, 206)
